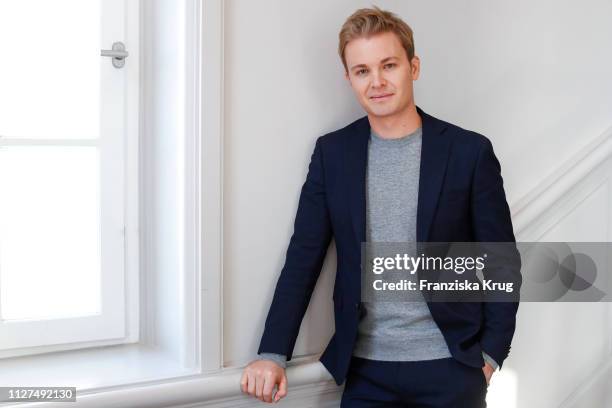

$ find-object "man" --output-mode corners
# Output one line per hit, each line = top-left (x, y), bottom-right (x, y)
(241, 6), (521, 407)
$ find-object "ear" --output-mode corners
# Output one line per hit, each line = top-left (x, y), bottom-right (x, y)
(410, 56), (421, 80)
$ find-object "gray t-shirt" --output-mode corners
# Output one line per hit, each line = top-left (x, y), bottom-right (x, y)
(351, 126), (451, 361)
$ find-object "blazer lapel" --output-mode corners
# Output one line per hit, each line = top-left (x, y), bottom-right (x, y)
(416, 105), (451, 242)
(345, 116), (369, 248)
(345, 105), (451, 247)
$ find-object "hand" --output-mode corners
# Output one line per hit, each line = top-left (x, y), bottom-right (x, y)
(482, 361), (495, 386)
(240, 359), (288, 403)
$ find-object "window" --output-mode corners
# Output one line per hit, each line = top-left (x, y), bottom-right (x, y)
(0, 0), (203, 396)
(0, 0), (134, 355)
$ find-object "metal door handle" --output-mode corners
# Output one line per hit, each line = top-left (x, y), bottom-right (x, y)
(101, 42), (129, 68)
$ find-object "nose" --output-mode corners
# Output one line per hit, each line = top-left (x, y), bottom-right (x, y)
(371, 69), (387, 88)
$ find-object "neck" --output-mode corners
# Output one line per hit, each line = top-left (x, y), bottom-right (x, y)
(368, 103), (422, 139)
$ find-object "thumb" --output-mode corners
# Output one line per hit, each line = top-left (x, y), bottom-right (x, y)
(274, 374), (288, 402)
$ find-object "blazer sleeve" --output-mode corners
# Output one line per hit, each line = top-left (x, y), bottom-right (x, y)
(257, 136), (333, 361)
(470, 136), (522, 370)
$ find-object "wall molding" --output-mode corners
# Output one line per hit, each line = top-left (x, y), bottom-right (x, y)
(557, 357), (612, 408)
(511, 124), (612, 236)
(200, 0), (224, 372)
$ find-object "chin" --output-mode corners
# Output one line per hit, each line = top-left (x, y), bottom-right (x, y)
(366, 105), (397, 117)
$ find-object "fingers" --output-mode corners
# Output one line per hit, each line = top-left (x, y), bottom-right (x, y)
(241, 362), (287, 403)
(275, 374), (288, 402)
(262, 374), (276, 403)
(255, 373), (265, 402)
(247, 372), (256, 397)
(239, 370), (248, 394)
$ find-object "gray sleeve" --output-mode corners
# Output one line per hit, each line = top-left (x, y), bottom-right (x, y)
(256, 353), (287, 369)
(482, 351), (499, 371)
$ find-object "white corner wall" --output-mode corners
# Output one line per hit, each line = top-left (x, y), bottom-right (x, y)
(220, 1), (612, 407)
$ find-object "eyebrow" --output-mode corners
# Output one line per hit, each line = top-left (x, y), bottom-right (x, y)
(350, 57), (399, 72)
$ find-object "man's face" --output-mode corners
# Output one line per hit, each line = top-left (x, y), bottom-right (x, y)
(344, 31), (420, 118)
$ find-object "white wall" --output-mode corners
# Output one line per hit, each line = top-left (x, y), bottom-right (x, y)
(507, 155), (612, 407)
(220, 0), (612, 406)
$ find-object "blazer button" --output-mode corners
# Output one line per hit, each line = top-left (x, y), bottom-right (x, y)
(354, 302), (360, 310)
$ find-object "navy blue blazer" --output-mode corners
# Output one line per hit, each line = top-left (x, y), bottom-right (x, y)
(258, 105), (521, 386)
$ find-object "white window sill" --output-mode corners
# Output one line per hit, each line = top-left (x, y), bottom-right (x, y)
(0, 353), (337, 408)
(0, 343), (198, 392)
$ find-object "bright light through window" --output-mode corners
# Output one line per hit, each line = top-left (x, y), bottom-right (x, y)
(0, 0), (100, 139)
(0, 147), (101, 320)
(0, 0), (128, 353)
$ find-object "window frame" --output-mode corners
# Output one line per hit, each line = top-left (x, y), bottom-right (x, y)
(0, 0), (203, 387)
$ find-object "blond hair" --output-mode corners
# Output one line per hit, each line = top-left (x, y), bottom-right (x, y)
(338, 6), (415, 73)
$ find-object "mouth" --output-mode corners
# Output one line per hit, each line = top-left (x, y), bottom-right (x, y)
(370, 93), (393, 101)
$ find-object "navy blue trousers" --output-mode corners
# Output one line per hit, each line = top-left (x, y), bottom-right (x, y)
(340, 356), (488, 408)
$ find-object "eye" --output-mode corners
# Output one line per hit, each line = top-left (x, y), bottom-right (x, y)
(384, 63), (396, 69)
(356, 68), (368, 75)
